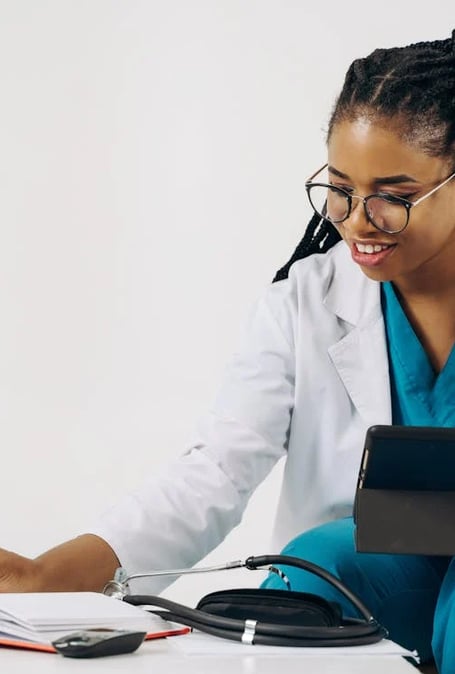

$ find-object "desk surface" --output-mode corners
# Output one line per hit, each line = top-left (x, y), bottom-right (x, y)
(0, 636), (419, 673)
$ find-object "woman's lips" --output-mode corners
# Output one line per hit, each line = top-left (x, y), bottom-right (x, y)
(350, 241), (397, 267)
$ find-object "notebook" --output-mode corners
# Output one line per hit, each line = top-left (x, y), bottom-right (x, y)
(0, 592), (189, 653)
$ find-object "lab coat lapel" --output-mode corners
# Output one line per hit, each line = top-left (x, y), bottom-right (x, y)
(325, 245), (392, 426)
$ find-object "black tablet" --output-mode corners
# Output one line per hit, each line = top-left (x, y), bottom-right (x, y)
(357, 425), (455, 492)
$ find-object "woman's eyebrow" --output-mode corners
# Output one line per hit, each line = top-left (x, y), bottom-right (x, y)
(328, 165), (350, 180)
(328, 165), (419, 185)
(373, 174), (419, 185)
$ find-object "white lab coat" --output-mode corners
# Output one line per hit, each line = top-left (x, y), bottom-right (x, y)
(91, 241), (392, 591)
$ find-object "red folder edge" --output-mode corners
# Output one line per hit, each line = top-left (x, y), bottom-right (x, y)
(0, 625), (191, 653)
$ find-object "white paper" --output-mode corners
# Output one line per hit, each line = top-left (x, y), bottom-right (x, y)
(169, 631), (419, 662)
(0, 592), (174, 643)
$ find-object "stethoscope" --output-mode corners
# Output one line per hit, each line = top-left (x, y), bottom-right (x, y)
(103, 554), (388, 647)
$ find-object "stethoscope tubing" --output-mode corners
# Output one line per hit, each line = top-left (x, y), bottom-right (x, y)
(244, 555), (376, 621)
(124, 593), (386, 643)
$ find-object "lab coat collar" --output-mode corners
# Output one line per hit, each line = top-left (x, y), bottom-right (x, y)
(324, 242), (392, 426)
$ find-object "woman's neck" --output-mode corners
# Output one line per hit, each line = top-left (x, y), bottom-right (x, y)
(391, 278), (455, 373)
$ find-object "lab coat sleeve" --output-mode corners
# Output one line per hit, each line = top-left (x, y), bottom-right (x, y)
(88, 281), (296, 593)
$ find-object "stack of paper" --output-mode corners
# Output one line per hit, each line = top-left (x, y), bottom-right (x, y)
(0, 592), (189, 653)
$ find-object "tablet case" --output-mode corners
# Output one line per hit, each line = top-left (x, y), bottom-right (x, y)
(354, 425), (455, 556)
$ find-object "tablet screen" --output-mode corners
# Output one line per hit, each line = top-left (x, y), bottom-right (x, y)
(358, 425), (455, 491)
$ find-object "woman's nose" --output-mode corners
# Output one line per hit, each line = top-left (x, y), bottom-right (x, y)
(342, 198), (376, 235)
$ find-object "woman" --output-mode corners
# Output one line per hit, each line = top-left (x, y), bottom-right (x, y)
(1, 30), (454, 672)
(261, 31), (455, 671)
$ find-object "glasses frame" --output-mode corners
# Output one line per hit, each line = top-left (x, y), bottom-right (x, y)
(305, 163), (455, 234)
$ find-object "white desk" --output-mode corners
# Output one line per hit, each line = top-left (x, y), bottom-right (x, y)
(0, 636), (419, 673)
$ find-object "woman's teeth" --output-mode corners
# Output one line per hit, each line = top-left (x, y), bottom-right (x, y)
(355, 243), (391, 254)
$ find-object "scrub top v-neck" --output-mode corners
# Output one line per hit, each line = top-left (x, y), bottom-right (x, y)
(381, 281), (455, 428)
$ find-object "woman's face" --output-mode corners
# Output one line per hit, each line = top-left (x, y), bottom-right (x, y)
(327, 118), (455, 291)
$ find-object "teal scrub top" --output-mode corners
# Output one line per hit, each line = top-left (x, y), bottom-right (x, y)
(381, 281), (455, 428)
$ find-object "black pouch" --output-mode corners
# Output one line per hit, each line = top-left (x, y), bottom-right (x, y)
(196, 588), (343, 627)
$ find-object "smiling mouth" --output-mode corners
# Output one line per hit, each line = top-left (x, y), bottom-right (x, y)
(354, 242), (395, 254)
(350, 241), (397, 268)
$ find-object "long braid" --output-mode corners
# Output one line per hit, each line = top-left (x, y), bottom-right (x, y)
(273, 30), (455, 283)
(273, 215), (340, 283)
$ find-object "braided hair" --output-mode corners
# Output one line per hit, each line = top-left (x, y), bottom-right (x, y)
(273, 30), (455, 283)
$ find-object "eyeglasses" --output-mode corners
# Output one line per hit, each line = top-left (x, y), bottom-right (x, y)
(305, 164), (455, 234)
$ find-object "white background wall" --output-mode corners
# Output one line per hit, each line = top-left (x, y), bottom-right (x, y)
(0, 1), (451, 602)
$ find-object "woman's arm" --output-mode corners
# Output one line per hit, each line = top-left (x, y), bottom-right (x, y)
(1, 281), (296, 594)
(0, 534), (119, 592)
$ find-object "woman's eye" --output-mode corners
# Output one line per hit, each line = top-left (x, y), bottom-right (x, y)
(330, 183), (352, 193)
(378, 192), (416, 202)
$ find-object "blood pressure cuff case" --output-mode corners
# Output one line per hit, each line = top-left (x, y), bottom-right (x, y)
(196, 588), (342, 626)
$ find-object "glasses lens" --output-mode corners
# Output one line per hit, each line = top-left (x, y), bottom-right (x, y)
(307, 185), (349, 223)
(366, 195), (408, 233)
